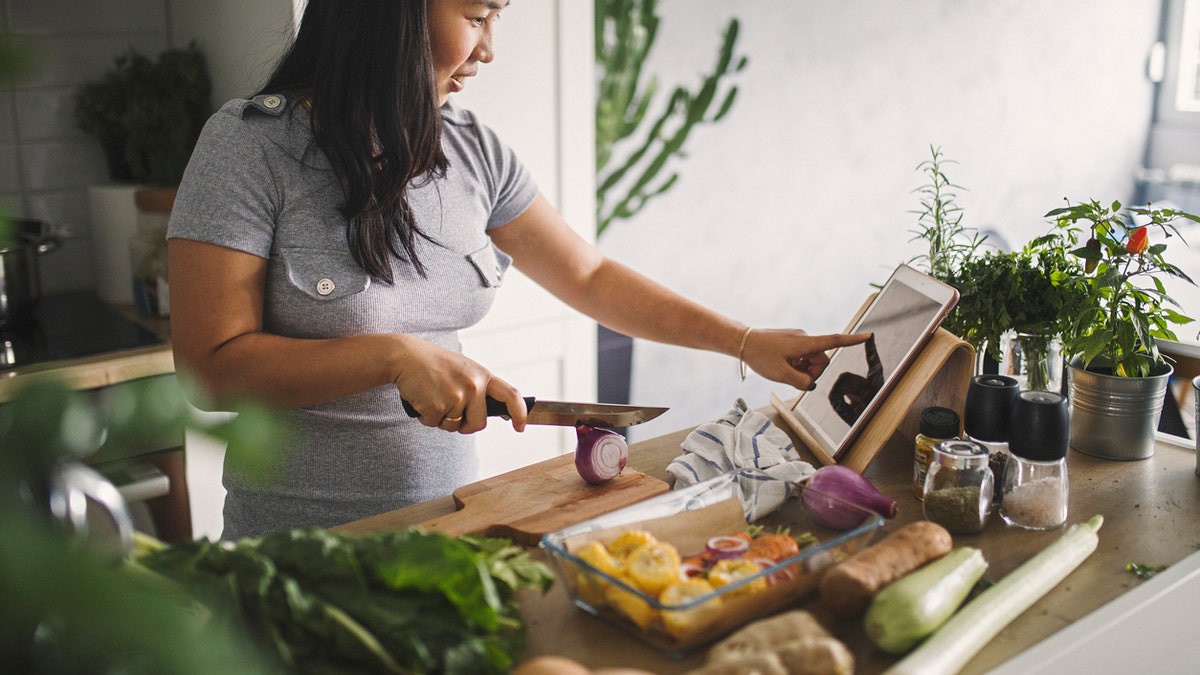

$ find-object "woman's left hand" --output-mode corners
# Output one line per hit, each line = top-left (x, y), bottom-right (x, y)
(740, 329), (872, 391)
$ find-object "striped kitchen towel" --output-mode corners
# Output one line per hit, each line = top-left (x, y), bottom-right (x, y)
(667, 398), (814, 520)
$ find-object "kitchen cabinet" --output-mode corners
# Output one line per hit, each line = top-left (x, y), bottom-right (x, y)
(340, 407), (1200, 674)
(0, 297), (190, 540)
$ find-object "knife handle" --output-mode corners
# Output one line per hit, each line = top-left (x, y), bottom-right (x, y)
(402, 396), (537, 418)
(486, 396), (537, 418)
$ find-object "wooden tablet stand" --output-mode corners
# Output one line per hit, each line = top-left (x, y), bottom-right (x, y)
(771, 326), (975, 474)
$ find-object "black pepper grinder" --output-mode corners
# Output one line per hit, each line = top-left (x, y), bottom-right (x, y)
(1001, 390), (1070, 530)
(963, 374), (1019, 502)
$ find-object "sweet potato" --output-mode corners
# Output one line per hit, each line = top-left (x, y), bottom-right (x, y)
(818, 520), (953, 619)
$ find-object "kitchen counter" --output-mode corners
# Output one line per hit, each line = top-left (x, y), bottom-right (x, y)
(0, 295), (173, 402)
(342, 413), (1200, 674)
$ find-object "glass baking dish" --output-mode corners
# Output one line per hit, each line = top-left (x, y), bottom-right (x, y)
(540, 469), (884, 656)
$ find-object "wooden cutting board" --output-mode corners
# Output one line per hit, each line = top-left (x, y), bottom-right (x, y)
(416, 453), (670, 545)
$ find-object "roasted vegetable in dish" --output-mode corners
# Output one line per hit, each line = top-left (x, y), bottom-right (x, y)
(132, 527), (554, 675)
(572, 528), (819, 640)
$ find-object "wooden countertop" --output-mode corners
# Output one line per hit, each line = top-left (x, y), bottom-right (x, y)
(0, 304), (173, 402)
(343, 412), (1200, 674)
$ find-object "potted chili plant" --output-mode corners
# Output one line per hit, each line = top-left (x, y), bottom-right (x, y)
(1045, 199), (1197, 459)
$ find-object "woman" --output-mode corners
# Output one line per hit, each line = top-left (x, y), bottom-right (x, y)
(167, 0), (868, 538)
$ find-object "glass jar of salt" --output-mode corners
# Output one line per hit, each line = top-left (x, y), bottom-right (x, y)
(923, 439), (993, 534)
(1001, 390), (1070, 530)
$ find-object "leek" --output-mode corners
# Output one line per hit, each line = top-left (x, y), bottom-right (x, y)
(886, 514), (1103, 675)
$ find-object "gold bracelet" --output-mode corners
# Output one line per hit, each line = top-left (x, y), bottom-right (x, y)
(738, 326), (754, 381)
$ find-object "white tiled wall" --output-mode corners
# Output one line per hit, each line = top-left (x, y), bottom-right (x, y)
(2, 0), (171, 294)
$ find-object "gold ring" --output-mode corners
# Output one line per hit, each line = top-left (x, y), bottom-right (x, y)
(441, 415), (463, 424)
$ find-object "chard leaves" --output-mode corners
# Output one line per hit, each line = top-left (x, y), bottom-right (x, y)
(135, 527), (553, 674)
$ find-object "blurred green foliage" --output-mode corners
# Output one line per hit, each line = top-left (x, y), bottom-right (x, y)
(594, 0), (747, 237)
(0, 376), (287, 672)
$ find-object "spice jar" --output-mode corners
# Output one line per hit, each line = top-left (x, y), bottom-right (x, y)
(913, 406), (960, 499)
(1001, 390), (1069, 530)
(923, 439), (993, 534)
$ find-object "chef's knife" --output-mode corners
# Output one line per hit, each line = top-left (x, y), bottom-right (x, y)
(402, 396), (667, 428)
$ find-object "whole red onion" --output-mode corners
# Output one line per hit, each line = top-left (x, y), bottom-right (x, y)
(803, 465), (897, 529)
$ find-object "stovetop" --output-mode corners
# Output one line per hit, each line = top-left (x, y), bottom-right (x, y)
(0, 292), (166, 370)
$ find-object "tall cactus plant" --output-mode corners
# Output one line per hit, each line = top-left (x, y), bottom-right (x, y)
(595, 0), (747, 237)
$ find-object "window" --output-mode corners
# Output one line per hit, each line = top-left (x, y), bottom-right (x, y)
(1176, 0), (1200, 111)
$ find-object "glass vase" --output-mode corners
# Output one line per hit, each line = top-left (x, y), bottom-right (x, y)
(999, 332), (1062, 393)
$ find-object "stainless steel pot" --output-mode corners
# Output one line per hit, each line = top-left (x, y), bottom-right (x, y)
(0, 218), (63, 328)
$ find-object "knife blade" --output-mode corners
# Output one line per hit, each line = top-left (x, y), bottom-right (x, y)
(402, 396), (668, 428)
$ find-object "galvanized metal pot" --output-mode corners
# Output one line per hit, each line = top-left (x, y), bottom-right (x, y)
(1067, 357), (1173, 461)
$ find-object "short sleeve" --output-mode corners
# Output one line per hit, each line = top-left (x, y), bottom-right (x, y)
(474, 122), (538, 230)
(167, 104), (281, 259)
(440, 104), (539, 231)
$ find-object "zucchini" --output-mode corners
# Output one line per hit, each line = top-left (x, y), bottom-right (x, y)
(864, 546), (988, 654)
(886, 514), (1103, 675)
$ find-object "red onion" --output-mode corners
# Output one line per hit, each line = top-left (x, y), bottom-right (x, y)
(574, 424), (628, 485)
(679, 561), (705, 581)
(705, 536), (750, 560)
(803, 465), (898, 530)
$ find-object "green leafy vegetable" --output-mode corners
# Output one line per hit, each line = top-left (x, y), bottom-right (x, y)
(133, 528), (553, 675)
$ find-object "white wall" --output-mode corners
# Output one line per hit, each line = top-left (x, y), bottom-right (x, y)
(600, 0), (1162, 441)
(168, 0), (295, 103)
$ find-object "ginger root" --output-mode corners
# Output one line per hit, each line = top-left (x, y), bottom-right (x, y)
(688, 610), (854, 675)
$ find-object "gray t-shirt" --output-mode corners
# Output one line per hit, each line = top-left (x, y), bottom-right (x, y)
(167, 94), (538, 538)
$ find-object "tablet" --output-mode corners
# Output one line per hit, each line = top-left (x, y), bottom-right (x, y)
(791, 264), (959, 460)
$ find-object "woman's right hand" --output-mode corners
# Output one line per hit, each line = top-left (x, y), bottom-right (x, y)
(391, 335), (528, 434)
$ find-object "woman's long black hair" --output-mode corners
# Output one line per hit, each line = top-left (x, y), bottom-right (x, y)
(257, 0), (448, 281)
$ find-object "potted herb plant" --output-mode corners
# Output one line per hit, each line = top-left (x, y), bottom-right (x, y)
(941, 242), (1086, 392)
(74, 42), (211, 312)
(74, 42), (211, 188)
(1045, 199), (1198, 459)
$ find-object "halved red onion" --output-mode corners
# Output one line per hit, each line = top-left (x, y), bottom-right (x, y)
(574, 424), (628, 485)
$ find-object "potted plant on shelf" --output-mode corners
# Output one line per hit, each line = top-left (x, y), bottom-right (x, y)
(74, 42), (211, 314)
(74, 42), (211, 190)
(1044, 198), (1198, 460)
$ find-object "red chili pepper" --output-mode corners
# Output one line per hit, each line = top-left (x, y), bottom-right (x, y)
(1084, 238), (1101, 273)
(1126, 226), (1148, 255)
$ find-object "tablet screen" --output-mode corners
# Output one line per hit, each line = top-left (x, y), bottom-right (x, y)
(792, 266), (956, 458)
